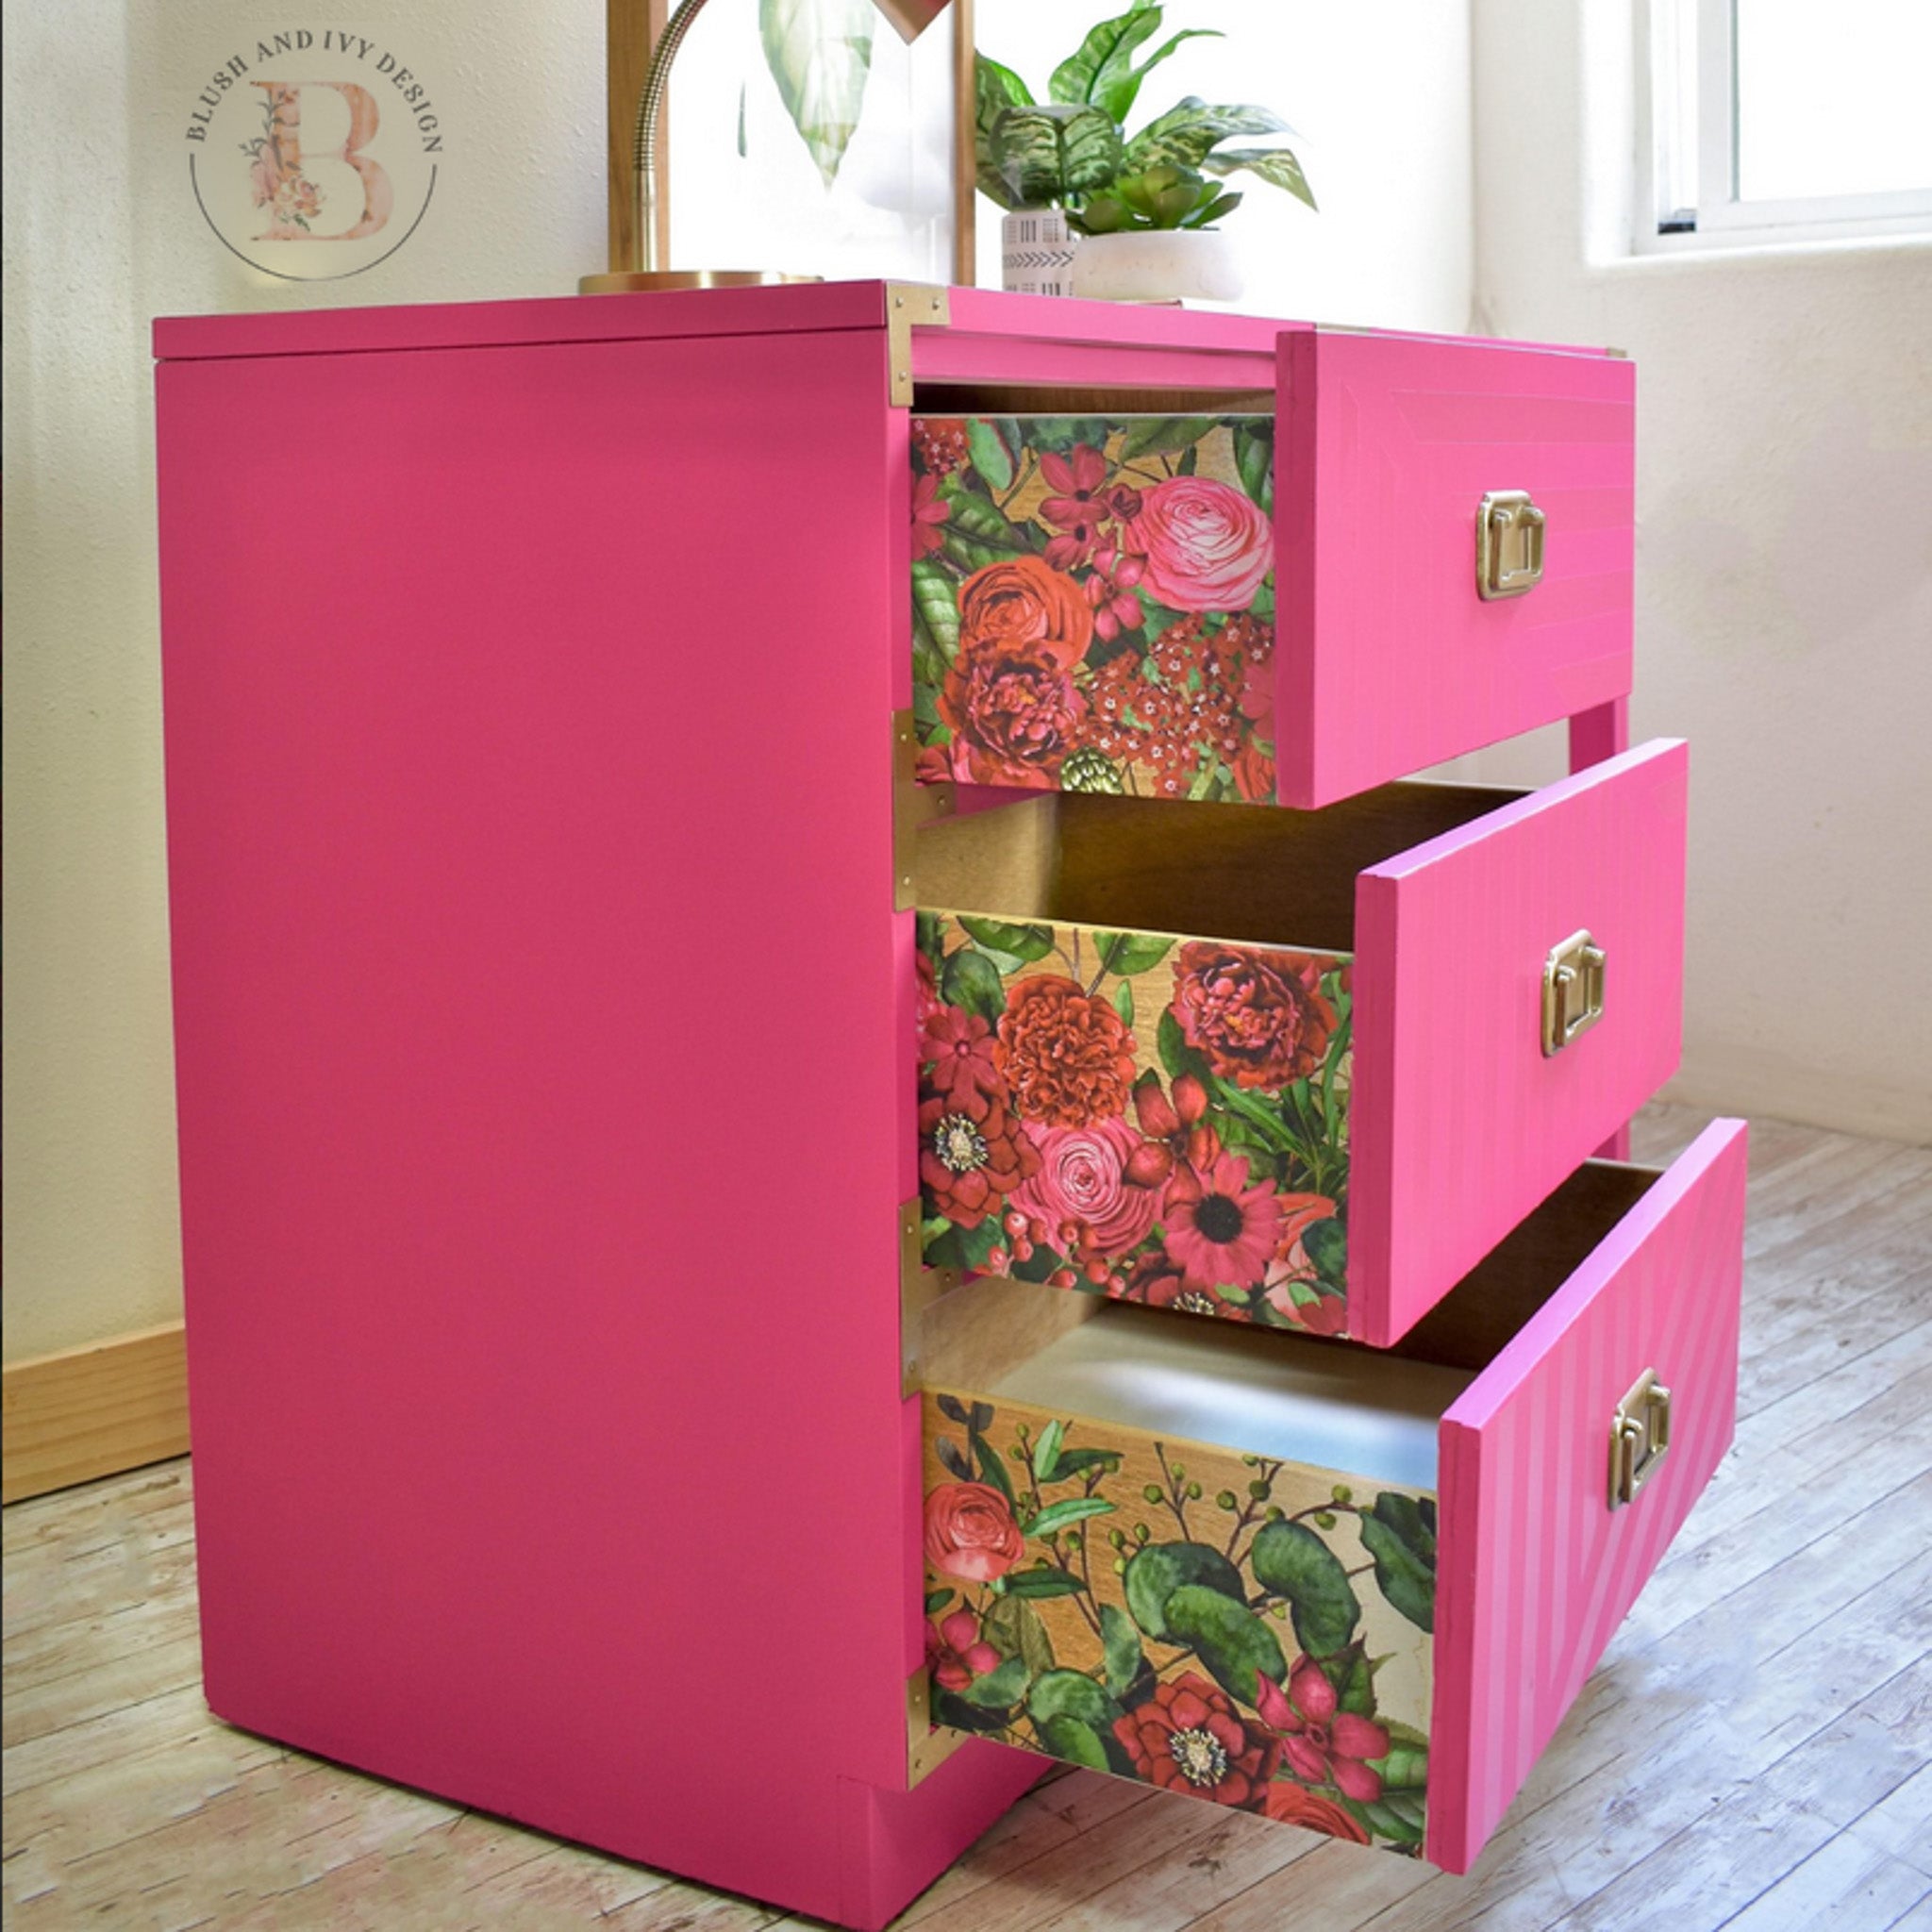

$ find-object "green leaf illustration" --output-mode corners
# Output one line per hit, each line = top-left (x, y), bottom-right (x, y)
(1000, 1567), (1090, 1600)
(974, 1434), (1017, 1510)
(1346, 1790), (1427, 1844)
(1302, 1216), (1347, 1280)
(1095, 929), (1176, 978)
(758, 0), (875, 188)
(983, 1593), (1056, 1678)
(1036, 1711), (1121, 1772)
(932, 1687), (1015, 1733)
(1125, 98), (1291, 173)
(911, 558), (960, 660)
(1111, 979), (1135, 1027)
(1042, 1446), (1121, 1481)
(1358, 1492), (1438, 1634)
(1157, 1007), (1209, 1082)
(991, 104), (1124, 206)
(1123, 1540), (1244, 1639)
(1027, 1668), (1122, 1730)
(1369, 1743), (1430, 1791)
(1117, 415), (1219, 461)
(1163, 1584), (1287, 1704)
(1203, 144), (1317, 210)
(958, 916), (1056, 964)
(941, 945), (1007, 1024)
(1031, 1419), (1066, 1483)
(941, 490), (1030, 550)
(965, 418), (1014, 493)
(924, 1588), (955, 1615)
(1250, 1519), (1361, 1657)
(1234, 423), (1274, 509)
(1100, 1603), (1146, 1699)
(1024, 1495), (1117, 1540)
(958, 1654), (1029, 1708)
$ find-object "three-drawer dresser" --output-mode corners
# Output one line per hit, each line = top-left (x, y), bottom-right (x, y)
(153, 282), (1747, 1928)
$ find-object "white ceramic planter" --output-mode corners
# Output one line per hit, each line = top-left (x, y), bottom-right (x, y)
(1070, 228), (1245, 304)
(1000, 208), (1079, 298)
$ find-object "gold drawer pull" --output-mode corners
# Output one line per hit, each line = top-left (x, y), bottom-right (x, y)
(1609, 1369), (1672, 1508)
(1541, 928), (1606, 1057)
(1477, 489), (1546, 598)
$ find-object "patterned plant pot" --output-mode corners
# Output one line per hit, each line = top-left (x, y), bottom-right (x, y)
(1001, 208), (1080, 298)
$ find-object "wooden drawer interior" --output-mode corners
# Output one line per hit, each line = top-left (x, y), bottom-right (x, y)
(915, 781), (1526, 955)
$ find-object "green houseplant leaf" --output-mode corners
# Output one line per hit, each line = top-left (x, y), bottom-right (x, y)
(1124, 98), (1291, 173)
(1204, 145), (1317, 210)
(974, 54), (1033, 208)
(992, 104), (1124, 207)
(758, 0), (876, 188)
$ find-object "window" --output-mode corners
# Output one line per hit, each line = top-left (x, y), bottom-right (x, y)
(1642, 0), (1932, 249)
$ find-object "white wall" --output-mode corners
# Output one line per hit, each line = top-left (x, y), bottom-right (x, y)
(974, 0), (1474, 331)
(2, 0), (607, 1360)
(1461, 0), (1932, 1143)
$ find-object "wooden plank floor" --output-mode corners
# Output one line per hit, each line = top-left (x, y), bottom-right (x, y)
(7, 1108), (1929, 1931)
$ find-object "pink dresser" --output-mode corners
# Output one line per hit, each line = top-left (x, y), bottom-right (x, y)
(153, 283), (1746, 1924)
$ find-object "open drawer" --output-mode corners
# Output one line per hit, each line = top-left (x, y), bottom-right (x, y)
(908, 328), (1634, 809)
(913, 1120), (1747, 1870)
(913, 739), (1687, 1347)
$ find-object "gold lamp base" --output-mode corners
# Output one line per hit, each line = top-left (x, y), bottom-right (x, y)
(577, 269), (823, 294)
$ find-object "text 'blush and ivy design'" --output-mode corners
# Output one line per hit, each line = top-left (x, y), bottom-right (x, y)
(921, 1393), (1436, 1852)
(917, 912), (1351, 1334)
(910, 414), (1276, 805)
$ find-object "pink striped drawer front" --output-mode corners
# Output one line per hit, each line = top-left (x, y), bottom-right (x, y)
(914, 741), (1687, 1349)
(911, 1129), (1748, 1868)
(1276, 329), (1635, 808)
(1350, 739), (1688, 1346)
(1428, 1118), (1749, 1871)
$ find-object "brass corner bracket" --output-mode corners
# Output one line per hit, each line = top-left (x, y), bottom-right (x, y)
(886, 284), (950, 407)
(893, 708), (955, 911)
(907, 1663), (967, 1785)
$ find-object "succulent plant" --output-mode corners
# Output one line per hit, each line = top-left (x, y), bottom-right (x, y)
(1073, 163), (1242, 235)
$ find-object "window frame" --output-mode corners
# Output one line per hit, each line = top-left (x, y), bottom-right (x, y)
(1637, 0), (1932, 255)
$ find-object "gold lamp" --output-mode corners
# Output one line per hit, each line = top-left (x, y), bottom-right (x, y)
(582, 0), (963, 294)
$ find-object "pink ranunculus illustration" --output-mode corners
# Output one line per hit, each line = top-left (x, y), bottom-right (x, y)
(1013, 1117), (1161, 1260)
(1135, 476), (1274, 613)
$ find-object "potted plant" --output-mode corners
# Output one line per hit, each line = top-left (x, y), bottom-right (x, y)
(977, 1), (1315, 301)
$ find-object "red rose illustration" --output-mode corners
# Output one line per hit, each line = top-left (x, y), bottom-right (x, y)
(995, 975), (1138, 1128)
(1134, 476), (1274, 613)
(937, 634), (1087, 789)
(1171, 942), (1337, 1089)
(956, 554), (1093, 671)
(1112, 1672), (1281, 1807)
(1260, 1780), (1372, 1841)
(924, 1481), (1024, 1583)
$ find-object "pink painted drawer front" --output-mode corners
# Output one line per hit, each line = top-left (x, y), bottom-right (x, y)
(908, 332), (1632, 811)
(914, 1121), (1747, 1870)
(912, 741), (1687, 1348)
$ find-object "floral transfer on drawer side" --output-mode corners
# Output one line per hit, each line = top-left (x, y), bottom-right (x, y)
(917, 914), (1352, 1333)
(910, 415), (1276, 804)
(920, 1392), (1435, 1851)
